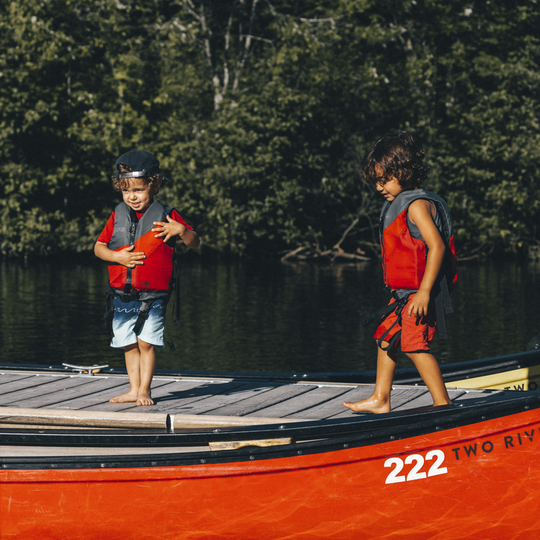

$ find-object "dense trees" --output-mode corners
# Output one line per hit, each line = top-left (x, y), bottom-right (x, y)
(0, 0), (538, 258)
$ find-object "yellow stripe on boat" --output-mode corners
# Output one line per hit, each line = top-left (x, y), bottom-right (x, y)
(448, 364), (540, 391)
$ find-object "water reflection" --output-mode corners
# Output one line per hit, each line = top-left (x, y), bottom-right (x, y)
(1, 258), (539, 373)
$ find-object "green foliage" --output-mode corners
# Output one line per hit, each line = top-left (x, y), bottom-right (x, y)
(0, 0), (539, 258)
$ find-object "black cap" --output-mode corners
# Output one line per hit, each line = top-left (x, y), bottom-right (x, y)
(115, 149), (171, 183)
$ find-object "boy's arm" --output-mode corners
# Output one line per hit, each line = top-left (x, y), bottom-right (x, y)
(94, 241), (147, 268)
(152, 215), (200, 249)
(406, 199), (445, 318)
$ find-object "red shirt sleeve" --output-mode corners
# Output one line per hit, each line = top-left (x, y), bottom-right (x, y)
(170, 209), (193, 231)
(97, 212), (115, 245)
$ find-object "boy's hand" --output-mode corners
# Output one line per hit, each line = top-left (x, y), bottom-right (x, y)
(152, 215), (186, 243)
(115, 245), (146, 268)
(407, 290), (430, 318)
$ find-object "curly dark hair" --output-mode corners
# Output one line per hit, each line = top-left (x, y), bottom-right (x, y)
(112, 164), (164, 193)
(363, 131), (429, 189)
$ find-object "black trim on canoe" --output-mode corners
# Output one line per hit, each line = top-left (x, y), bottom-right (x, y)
(1, 391), (540, 470)
(1, 349), (539, 385)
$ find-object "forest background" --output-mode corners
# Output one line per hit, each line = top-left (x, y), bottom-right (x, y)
(1, 0), (539, 261)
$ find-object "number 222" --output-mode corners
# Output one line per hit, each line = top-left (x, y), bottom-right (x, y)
(384, 450), (448, 484)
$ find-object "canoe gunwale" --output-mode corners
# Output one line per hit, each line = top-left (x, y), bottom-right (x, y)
(1, 390), (540, 470)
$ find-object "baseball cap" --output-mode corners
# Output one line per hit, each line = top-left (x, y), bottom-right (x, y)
(115, 149), (171, 183)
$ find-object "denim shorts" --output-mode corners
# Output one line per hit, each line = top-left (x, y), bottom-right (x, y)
(110, 298), (168, 349)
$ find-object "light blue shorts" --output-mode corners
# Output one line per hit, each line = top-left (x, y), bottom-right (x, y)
(111, 298), (168, 350)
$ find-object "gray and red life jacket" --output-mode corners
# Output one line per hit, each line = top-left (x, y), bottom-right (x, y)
(363, 189), (457, 348)
(108, 200), (175, 295)
(104, 200), (182, 339)
(379, 189), (457, 291)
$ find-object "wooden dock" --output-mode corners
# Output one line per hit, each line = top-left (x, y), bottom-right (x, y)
(0, 368), (492, 425)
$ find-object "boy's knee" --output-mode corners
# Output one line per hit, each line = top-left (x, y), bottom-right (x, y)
(137, 338), (155, 351)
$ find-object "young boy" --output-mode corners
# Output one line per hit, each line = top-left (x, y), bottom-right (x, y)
(344, 132), (457, 413)
(95, 149), (200, 406)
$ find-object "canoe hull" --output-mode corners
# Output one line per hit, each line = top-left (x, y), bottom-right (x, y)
(3, 408), (540, 540)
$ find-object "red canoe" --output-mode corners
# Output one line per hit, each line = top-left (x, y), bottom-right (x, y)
(1, 364), (540, 539)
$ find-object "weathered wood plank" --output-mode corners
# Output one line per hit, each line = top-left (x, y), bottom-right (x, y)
(326, 387), (434, 419)
(0, 407), (168, 429)
(0, 445), (211, 457)
(9, 377), (132, 410)
(78, 379), (251, 413)
(388, 388), (475, 411)
(450, 389), (504, 401)
(171, 382), (283, 416)
(0, 374), (72, 397)
(202, 383), (318, 417)
(148, 380), (249, 413)
(172, 413), (307, 430)
(0, 373), (38, 387)
(287, 385), (377, 419)
(209, 438), (292, 451)
(389, 388), (444, 411)
(59, 378), (208, 411)
(78, 378), (190, 412)
(139, 381), (278, 414)
(251, 384), (354, 419)
(0, 376), (99, 407)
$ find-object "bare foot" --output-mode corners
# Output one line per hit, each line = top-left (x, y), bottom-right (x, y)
(343, 396), (390, 414)
(109, 391), (139, 403)
(136, 392), (154, 406)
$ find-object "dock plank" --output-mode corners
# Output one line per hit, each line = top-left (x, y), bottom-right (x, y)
(451, 389), (504, 401)
(79, 378), (190, 412)
(311, 386), (435, 419)
(285, 385), (377, 419)
(11, 377), (132, 409)
(160, 382), (282, 416)
(80, 379), (253, 413)
(0, 376), (95, 407)
(58, 378), (207, 410)
(252, 385), (354, 419)
(0, 373), (38, 387)
(0, 374), (72, 397)
(389, 388), (481, 411)
(204, 383), (318, 417)
(150, 380), (250, 413)
(0, 445), (210, 457)
(390, 388), (445, 411)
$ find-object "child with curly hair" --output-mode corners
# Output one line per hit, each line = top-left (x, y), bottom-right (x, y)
(344, 132), (457, 413)
(95, 150), (200, 406)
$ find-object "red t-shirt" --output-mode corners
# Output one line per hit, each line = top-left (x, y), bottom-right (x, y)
(97, 207), (193, 245)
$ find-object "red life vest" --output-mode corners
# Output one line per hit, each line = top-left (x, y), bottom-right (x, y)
(380, 189), (458, 291)
(107, 200), (175, 293)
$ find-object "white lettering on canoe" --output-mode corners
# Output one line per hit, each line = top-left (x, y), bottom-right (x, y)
(384, 449), (448, 484)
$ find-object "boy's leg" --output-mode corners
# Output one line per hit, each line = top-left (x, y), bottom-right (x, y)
(109, 339), (156, 405)
(343, 343), (398, 413)
(135, 337), (156, 406)
(405, 351), (452, 406)
(109, 343), (142, 403)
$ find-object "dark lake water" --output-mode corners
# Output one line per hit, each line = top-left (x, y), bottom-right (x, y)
(1, 257), (539, 373)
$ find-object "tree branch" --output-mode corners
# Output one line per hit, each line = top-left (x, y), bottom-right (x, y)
(233, 0), (259, 94)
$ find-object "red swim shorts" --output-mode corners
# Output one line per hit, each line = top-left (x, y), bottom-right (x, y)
(373, 294), (437, 353)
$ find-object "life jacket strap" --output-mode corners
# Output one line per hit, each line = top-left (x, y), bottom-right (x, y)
(361, 289), (414, 326)
(132, 300), (155, 335)
(104, 291), (115, 338)
(434, 275), (454, 340)
(362, 290), (416, 351)
(104, 286), (170, 339)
